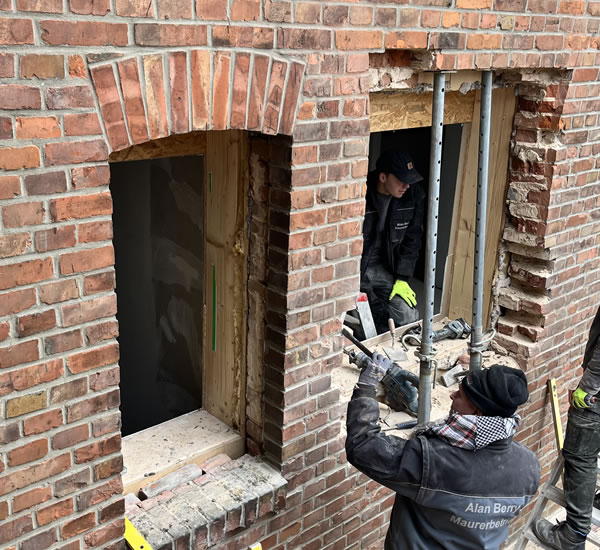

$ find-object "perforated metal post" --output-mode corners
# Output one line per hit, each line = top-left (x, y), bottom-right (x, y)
(470, 71), (492, 371)
(418, 72), (445, 425)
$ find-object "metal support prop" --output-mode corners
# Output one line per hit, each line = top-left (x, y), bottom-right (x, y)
(418, 72), (445, 425)
(469, 71), (492, 371)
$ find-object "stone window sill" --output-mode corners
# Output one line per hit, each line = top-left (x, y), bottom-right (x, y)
(121, 409), (245, 495)
(125, 454), (287, 549)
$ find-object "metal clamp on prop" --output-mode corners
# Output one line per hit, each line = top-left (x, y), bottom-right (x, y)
(414, 349), (439, 389)
(402, 333), (421, 350)
(468, 328), (496, 360)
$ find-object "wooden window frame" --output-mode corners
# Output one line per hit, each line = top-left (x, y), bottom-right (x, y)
(109, 130), (249, 494)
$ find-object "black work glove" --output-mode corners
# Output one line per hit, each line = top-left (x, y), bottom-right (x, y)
(358, 352), (391, 387)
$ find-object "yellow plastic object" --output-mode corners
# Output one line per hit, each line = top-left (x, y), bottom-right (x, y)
(547, 378), (563, 450)
(248, 544), (262, 550)
(125, 517), (153, 550)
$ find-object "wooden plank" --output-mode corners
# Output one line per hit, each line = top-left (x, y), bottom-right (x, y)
(548, 378), (564, 451)
(109, 131), (207, 163)
(203, 131), (248, 432)
(121, 409), (244, 496)
(440, 125), (472, 318)
(370, 90), (476, 133)
(447, 93), (480, 322)
(205, 243), (231, 422)
(484, 87), (516, 323)
(448, 88), (516, 326)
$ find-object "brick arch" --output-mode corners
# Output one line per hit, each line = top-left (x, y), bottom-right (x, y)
(89, 50), (305, 153)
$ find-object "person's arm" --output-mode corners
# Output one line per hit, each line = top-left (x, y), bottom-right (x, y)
(393, 185), (425, 280)
(345, 387), (423, 497)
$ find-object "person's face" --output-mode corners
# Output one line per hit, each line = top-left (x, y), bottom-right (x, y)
(450, 385), (480, 415)
(377, 172), (410, 199)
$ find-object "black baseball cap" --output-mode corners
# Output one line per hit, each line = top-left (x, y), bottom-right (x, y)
(376, 150), (424, 185)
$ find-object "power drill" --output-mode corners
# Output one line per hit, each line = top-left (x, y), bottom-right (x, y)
(381, 365), (419, 415)
(343, 328), (419, 415)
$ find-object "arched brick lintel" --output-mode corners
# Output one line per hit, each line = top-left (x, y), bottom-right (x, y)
(89, 50), (306, 153)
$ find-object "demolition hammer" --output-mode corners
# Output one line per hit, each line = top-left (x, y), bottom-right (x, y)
(342, 327), (419, 415)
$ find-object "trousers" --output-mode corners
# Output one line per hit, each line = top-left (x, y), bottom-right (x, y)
(563, 404), (600, 535)
(360, 264), (419, 334)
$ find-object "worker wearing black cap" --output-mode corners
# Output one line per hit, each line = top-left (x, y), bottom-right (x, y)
(346, 363), (540, 550)
(360, 149), (426, 334)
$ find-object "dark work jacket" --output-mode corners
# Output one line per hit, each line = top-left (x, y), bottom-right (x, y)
(345, 387), (540, 550)
(360, 173), (425, 281)
(580, 306), (600, 396)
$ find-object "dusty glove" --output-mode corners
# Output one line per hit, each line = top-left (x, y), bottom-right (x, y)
(358, 352), (391, 387)
(389, 280), (417, 308)
(572, 387), (596, 409)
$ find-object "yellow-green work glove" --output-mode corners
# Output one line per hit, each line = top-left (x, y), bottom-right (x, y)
(572, 387), (596, 409)
(389, 280), (417, 308)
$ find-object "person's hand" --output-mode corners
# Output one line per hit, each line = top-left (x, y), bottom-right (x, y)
(358, 352), (391, 387)
(572, 387), (596, 409)
(389, 280), (417, 307)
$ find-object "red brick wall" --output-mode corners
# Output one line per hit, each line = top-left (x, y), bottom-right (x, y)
(1, 0), (600, 548)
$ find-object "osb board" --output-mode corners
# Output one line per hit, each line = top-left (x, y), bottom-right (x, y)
(122, 409), (244, 496)
(203, 131), (248, 431)
(109, 131), (207, 163)
(448, 88), (516, 326)
(370, 90), (476, 133)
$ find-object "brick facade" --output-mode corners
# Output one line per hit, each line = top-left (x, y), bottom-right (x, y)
(1, 0), (600, 548)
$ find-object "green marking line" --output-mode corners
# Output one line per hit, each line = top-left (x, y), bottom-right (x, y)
(212, 265), (216, 351)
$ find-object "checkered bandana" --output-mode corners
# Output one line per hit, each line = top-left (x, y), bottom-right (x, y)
(425, 413), (521, 450)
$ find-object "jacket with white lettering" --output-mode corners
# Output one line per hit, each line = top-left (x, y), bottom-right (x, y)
(345, 387), (540, 550)
(360, 174), (425, 281)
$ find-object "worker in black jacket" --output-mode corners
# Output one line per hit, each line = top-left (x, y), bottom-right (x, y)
(360, 149), (425, 333)
(346, 359), (540, 549)
(534, 306), (600, 550)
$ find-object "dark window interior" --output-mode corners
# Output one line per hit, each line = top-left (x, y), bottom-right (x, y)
(110, 156), (204, 436)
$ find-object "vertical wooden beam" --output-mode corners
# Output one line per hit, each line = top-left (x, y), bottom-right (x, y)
(204, 130), (248, 432)
(447, 88), (516, 326)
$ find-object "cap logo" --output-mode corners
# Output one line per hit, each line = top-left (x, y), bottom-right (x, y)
(407, 162), (413, 169)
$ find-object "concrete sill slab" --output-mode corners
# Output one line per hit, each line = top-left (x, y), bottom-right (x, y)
(122, 409), (245, 496)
